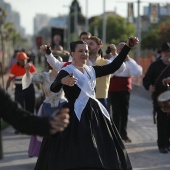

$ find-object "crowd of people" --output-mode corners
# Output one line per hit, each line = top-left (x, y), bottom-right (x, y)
(1, 31), (170, 170)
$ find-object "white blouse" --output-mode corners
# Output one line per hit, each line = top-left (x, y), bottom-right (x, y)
(22, 71), (67, 107)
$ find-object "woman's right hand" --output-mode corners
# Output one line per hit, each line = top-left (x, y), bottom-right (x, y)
(40, 45), (47, 54)
(40, 43), (51, 54)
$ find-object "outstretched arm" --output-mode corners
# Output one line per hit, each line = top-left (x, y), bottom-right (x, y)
(40, 45), (66, 71)
(94, 37), (139, 77)
(0, 87), (69, 135)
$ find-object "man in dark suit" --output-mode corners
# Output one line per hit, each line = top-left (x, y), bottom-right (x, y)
(143, 42), (170, 154)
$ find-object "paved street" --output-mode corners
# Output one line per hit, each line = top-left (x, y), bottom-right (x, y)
(127, 86), (170, 170)
(0, 85), (170, 170)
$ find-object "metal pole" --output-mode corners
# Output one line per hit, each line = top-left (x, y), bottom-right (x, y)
(0, 62), (3, 160)
(136, 0), (141, 58)
(85, 0), (89, 31)
(74, 3), (78, 40)
(0, 8), (5, 159)
(94, 26), (98, 36)
(63, 5), (71, 50)
(102, 0), (106, 51)
(67, 14), (70, 50)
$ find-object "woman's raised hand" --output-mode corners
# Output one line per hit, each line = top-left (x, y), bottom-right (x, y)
(126, 37), (139, 48)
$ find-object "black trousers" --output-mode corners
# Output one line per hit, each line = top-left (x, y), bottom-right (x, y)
(156, 106), (170, 149)
(15, 84), (35, 113)
(108, 91), (130, 139)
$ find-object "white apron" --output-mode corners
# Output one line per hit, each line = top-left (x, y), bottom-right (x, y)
(63, 64), (110, 121)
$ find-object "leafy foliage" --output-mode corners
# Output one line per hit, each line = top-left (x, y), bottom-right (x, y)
(0, 7), (7, 24)
(141, 19), (170, 50)
(159, 19), (170, 43)
(89, 15), (136, 45)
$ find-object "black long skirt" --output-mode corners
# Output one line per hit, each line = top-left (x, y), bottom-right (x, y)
(35, 98), (132, 170)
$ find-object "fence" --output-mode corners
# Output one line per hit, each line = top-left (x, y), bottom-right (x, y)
(132, 57), (152, 86)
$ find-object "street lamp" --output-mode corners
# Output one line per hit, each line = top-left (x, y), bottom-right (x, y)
(63, 3), (78, 48)
(136, 0), (141, 58)
(102, 0), (106, 51)
(73, 3), (78, 40)
(85, 0), (89, 31)
(63, 5), (71, 50)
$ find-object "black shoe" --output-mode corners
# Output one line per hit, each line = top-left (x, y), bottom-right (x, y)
(122, 136), (132, 143)
(159, 147), (168, 154)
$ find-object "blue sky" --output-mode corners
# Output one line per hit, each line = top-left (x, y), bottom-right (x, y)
(4, 0), (165, 35)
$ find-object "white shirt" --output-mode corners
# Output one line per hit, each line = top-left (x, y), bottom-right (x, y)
(109, 54), (126, 77)
(114, 57), (142, 77)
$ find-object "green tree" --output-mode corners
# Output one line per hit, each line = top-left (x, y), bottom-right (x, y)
(141, 28), (160, 50)
(89, 15), (136, 45)
(141, 19), (170, 50)
(159, 19), (170, 43)
(0, 7), (7, 25)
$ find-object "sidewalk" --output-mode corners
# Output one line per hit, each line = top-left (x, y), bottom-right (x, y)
(0, 85), (170, 169)
(0, 127), (37, 170)
(127, 85), (170, 170)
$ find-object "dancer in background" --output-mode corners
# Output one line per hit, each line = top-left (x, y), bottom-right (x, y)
(108, 42), (142, 143)
(22, 56), (67, 157)
(6, 52), (36, 134)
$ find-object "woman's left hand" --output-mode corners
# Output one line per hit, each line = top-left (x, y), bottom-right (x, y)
(126, 37), (139, 48)
(61, 73), (78, 87)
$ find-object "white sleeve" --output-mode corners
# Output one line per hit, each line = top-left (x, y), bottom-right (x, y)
(46, 53), (65, 71)
(108, 57), (126, 77)
(127, 58), (143, 76)
(68, 55), (72, 62)
(22, 73), (33, 90)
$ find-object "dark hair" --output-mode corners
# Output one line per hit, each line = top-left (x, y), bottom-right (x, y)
(70, 41), (87, 52)
(161, 42), (170, 52)
(88, 36), (102, 46)
(98, 49), (103, 58)
(79, 31), (91, 39)
(157, 49), (161, 54)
